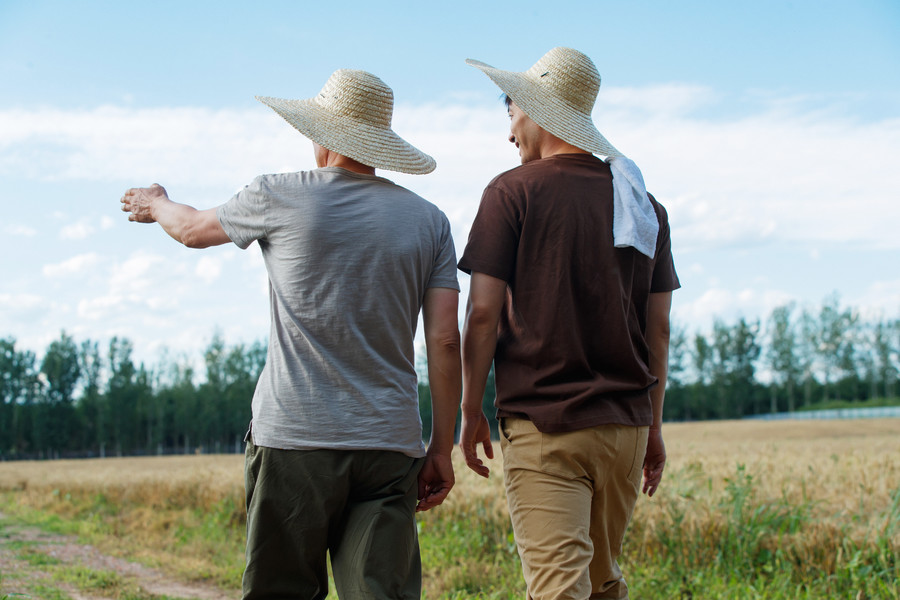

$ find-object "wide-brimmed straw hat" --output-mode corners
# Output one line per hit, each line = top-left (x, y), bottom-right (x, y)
(466, 47), (623, 158)
(256, 69), (436, 174)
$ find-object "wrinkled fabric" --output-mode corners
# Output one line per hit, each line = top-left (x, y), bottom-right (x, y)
(608, 156), (659, 258)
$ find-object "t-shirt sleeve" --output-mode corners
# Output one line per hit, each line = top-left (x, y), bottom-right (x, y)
(426, 212), (461, 291)
(457, 183), (520, 282)
(650, 200), (681, 293)
(216, 176), (270, 250)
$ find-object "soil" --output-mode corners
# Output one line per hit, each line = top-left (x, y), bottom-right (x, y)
(0, 513), (236, 600)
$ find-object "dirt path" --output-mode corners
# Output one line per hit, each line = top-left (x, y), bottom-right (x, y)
(0, 514), (236, 600)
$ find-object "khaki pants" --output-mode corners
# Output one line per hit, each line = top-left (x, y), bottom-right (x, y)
(242, 438), (424, 600)
(500, 417), (648, 600)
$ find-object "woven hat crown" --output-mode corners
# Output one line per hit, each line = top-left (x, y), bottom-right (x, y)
(256, 69), (435, 174)
(316, 69), (393, 129)
(466, 47), (622, 157)
(526, 47), (600, 115)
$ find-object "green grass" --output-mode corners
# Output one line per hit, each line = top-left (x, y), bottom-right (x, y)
(2, 464), (898, 599)
(621, 464), (900, 599)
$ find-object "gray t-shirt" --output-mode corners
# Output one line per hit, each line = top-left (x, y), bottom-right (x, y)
(217, 167), (459, 457)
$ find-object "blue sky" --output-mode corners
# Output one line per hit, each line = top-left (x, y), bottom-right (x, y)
(1, 0), (899, 366)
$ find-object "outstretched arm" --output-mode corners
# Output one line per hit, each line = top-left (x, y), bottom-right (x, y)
(643, 291), (672, 497)
(121, 184), (231, 248)
(459, 272), (506, 478)
(416, 287), (461, 512)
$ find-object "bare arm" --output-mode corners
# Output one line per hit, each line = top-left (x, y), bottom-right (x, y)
(643, 291), (672, 497)
(121, 184), (232, 248)
(416, 287), (461, 512)
(459, 272), (506, 477)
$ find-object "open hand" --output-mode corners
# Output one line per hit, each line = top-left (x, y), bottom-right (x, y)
(121, 183), (169, 223)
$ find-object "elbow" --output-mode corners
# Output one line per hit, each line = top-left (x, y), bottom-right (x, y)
(180, 225), (208, 249)
(648, 325), (670, 357)
(427, 328), (461, 355)
(464, 302), (500, 335)
(652, 320), (671, 344)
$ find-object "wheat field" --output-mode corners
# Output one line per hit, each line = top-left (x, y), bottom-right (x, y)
(1, 418), (898, 598)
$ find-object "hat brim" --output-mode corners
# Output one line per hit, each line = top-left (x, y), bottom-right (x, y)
(257, 96), (436, 175)
(465, 58), (622, 158)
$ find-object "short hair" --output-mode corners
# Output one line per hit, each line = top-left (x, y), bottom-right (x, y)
(501, 93), (513, 108)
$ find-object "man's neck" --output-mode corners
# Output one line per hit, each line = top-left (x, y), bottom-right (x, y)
(539, 136), (590, 160)
(319, 151), (376, 175)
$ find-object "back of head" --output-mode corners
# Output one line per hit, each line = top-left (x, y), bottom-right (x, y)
(256, 69), (436, 174)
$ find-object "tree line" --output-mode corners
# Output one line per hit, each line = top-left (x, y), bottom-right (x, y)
(0, 333), (265, 460)
(664, 294), (899, 420)
(1, 294), (898, 460)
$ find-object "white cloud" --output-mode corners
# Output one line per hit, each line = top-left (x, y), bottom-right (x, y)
(107, 251), (172, 299)
(5, 91), (898, 254)
(0, 106), (300, 187)
(594, 90), (900, 251)
(57, 215), (119, 240)
(42, 252), (102, 278)
(673, 286), (796, 332)
(853, 279), (900, 321)
(0, 292), (46, 312)
(59, 220), (95, 240)
(196, 255), (223, 284)
(2, 88), (899, 359)
(77, 294), (125, 321)
(4, 224), (37, 236)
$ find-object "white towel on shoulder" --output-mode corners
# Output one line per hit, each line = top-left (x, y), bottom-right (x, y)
(607, 156), (659, 259)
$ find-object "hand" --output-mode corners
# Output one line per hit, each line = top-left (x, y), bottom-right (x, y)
(121, 183), (169, 223)
(416, 450), (454, 512)
(642, 426), (666, 497)
(459, 411), (494, 478)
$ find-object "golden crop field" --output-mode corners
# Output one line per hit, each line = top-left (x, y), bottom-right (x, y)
(1, 418), (898, 599)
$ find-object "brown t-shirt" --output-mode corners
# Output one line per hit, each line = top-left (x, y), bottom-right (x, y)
(458, 153), (680, 432)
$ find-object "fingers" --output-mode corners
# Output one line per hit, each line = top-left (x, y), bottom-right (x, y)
(416, 466), (453, 512)
(466, 459), (490, 478)
(120, 188), (138, 213)
(459, 414), (494, 477)
(483, 438), (494, 460)
(461, 441), (490, 478)
(642, 461), (665, 497)
(416, 483), (452, 512)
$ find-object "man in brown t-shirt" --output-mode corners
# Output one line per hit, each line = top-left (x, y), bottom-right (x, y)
(458, 47), (680, 599)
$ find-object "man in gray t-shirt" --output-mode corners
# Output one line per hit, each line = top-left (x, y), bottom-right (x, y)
(121, 69), (461, 600)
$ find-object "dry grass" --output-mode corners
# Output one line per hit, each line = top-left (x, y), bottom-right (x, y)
(657, 418), (900, 517)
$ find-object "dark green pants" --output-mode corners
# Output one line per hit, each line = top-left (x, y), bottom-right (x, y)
(242, 439), (424, 600)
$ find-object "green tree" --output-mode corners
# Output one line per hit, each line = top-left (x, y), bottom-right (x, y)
(156, 356), (199, 454)
(873, 318), (898, 399)
(39, 331), (81, 454)
(766, 304), (800, 413)
(710, 319), (761, 418)
(798, 308), (820, 407)
(816, 294), (858, 402)
(198, 334), (264, 453)
(105, 337), (151, 455)
(77, 340), (104, 454)
(662, 324), (689, 420)
(0, 337), (39, 457)
(222, 340), (265, 451)
(691, 332), (715, 419)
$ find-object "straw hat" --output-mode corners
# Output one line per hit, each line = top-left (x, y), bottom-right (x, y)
(256, 69), (436, 174)
(466, 47), (623, 158)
